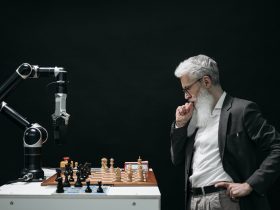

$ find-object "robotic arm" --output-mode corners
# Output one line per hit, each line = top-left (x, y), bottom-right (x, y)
(0, 63), (70, 181)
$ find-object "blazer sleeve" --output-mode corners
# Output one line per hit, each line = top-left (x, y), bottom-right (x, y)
(170, 121), (189, 166)
(244, 102), (280, 195)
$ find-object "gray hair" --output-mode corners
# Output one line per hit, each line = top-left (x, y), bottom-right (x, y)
(174, 54), (220, 85)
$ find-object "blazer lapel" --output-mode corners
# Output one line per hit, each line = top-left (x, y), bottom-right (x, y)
(218, 94), (233, 160)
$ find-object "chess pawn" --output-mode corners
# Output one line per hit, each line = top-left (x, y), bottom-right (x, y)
(85, 180), (92, 193)
(96, 181), (104, 193)
(137, 165), (144, 182)
(114, 167), (121, 182)
(109, 158), (114, 173)
(104, 158), (108, 169)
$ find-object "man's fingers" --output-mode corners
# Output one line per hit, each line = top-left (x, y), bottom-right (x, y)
(184, 102), (193, 111)
(177, 102), (194, 116)
(178, 105), (189, 116)
(215, 182), (230, 189)
(231, 189), (239, 197)
(178, 106), (186, 115)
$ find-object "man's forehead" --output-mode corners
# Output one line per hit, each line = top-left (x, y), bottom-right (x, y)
(180, 75), (192, 85)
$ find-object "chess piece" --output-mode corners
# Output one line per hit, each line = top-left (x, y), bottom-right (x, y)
(60, 157), (69, 168)
(56, 177), (64, 193)
(127, 171), (133, 182)
(137, 165), (144, 182)
(109, 158), (114, 173)
(101, 158), (108, 173)
(137, 156), (144, 182)
(138, 156), (142, 165)
(74, 171), (83, 187)
(69, 170), (74, 182)
(96, 181), (104, 193)
(85, 180), (92, 193)
(65, 163), (71, 175)
(143, 171), (147, 182)
(55, 168), (62, 181)
(77, 163), (83, 171)
(63, 171), (71, 187)
(80, 166), (87, 182)
(74, 162), (78, 169)
(127, 164), (133, 182)
(127, 164), (132, 171)
(67, 158), (71, 169)
(114, 167), (121, 182)
(70, 161), (74, 168)
(85, 162), (92, 176)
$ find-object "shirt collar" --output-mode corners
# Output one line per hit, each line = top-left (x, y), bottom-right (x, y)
(214, 91), (227, 110)
(211, 92), (226, 117)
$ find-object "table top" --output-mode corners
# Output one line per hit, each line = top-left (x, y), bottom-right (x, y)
(0, 168), (161, 199)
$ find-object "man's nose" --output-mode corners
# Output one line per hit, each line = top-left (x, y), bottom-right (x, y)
(185, 93), (191, 100)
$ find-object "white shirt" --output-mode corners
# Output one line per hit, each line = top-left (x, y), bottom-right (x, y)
(189, 92), (233, 187)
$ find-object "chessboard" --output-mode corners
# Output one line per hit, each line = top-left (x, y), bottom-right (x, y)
(41, 168), (158, 186)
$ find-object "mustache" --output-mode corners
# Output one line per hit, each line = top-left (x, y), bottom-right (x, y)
(185, 99), (196, 110)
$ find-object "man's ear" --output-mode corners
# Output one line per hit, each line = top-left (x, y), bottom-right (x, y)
(202, 75), (212, 89)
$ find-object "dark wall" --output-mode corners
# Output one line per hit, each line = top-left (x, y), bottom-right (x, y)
(0, 1), (278, 210)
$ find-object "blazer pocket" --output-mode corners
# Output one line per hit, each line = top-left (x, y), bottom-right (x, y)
(226, 131), (247, 155)
(227, 131), (243, 138)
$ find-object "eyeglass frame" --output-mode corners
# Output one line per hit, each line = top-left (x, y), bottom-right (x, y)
(182, 77), (203, 97)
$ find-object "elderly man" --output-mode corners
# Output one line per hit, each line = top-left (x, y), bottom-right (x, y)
(170, 54), (280, 210)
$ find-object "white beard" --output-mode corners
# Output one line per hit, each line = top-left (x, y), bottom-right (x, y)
(193, 88), (215, 128)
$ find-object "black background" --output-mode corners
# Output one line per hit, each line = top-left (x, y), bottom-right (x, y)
(0, 1), (279, 210)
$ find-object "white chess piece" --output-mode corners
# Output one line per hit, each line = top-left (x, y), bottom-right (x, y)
(114, 167), (121, 182)
(110, 158), (115, 173)
(101, 158), (108, 173)
(137, 165), (144, 182)
(127, 164), (133, 182)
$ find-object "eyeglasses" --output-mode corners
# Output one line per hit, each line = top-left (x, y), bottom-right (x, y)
(182, 78), (202, 97)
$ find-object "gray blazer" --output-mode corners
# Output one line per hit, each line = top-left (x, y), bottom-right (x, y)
(170, 94), (280, 210)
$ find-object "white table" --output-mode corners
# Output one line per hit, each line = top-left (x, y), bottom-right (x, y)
(0, 169), (161, 210)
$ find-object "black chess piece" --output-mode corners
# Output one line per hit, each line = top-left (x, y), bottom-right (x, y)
(81, 163), (89, 181)
(63, 171), (71, 187)
(85, 162), (92, 176)
(85, 180), (92, 193)
(65, 160), (73, 175)
(56, 177), (64, 193)
(96, 181), (104, 193)
(55, 168), (62, 181)
(74, 171), (83, 187)
(69, 170), (74, 182)
(87, 164), (92, 176)
(80, 170), (86, 182)
(77, 164), (83, 171)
